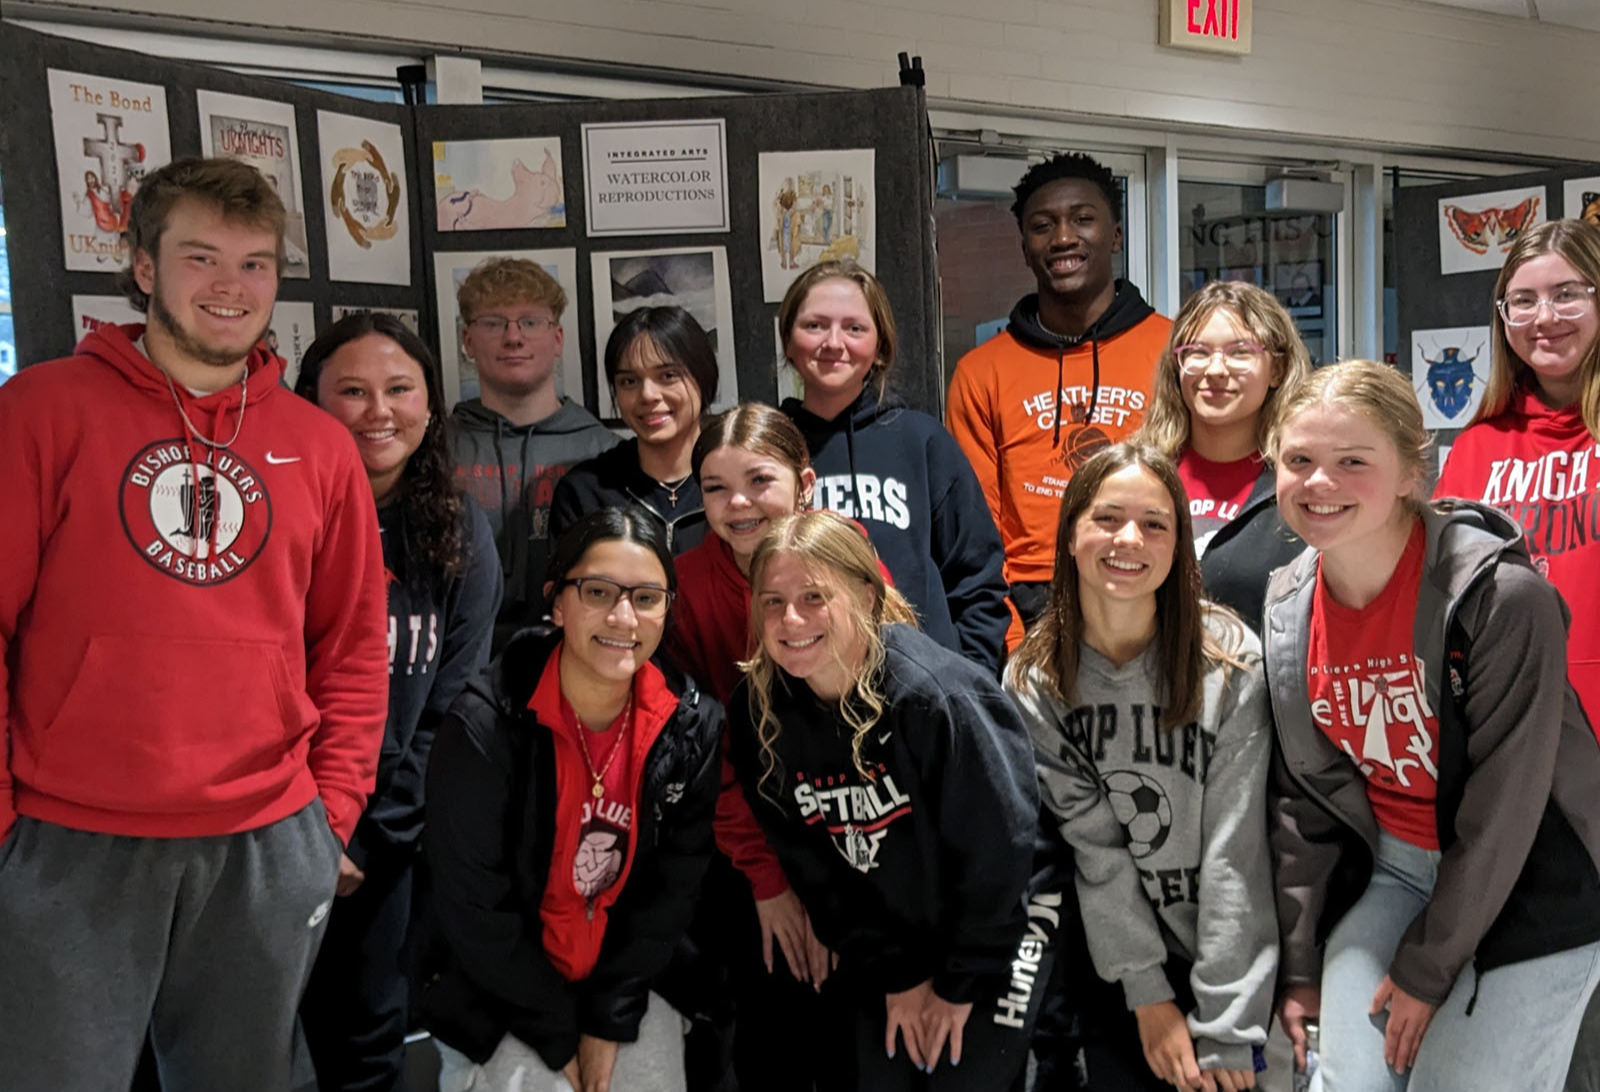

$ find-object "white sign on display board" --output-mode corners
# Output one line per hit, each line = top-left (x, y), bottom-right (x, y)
(581, 120), (729, 237)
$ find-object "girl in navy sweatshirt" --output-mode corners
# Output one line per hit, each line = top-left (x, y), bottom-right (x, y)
(778, 261), (1010, 673)
(293, 313), (503, 1092)
(726, 510), (1055, 1091)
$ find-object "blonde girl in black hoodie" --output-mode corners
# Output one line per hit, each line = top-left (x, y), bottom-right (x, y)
(726, 511), (1056, 1091)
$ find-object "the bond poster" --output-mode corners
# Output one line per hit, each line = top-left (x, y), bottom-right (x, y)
(197, 90), (311, 278)
(48, 69), (172, 272)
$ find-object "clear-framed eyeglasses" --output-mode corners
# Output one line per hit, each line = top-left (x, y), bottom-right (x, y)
(558, 576), (674, 617)
(467, 315), (558, 338)
(1173, 341), (1269, 375)
(1496, 283), (1596, 327)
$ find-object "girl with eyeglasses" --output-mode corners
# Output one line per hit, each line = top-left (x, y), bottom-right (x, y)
(725, 511), (1057, 1091)
(551, 307), (720, 557)
(419, 507), (722, 1092)
(1007, 442), (1277, 1092)
(292, 313), (503, 1092)
(1136, 281), (1313, 629)
(1433, 216), (1600, 1092)
(1265, 361), (1600, 1092)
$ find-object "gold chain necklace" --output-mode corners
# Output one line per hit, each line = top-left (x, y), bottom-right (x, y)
(574, 693), (634, 799)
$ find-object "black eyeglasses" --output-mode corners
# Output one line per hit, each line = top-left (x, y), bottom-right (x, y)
(559, 576), (674, 617)
(467, 315), (558, 337)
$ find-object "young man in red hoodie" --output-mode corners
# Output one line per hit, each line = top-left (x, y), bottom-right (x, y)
(0, 157), (388, 1091)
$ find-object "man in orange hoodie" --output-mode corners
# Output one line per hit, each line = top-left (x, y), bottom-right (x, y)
(947, 153), (1171, 646)
(0, 158), (387, 1091)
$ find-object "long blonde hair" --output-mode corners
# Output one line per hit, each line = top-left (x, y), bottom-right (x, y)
(1009, 443), (1246, 726)
(1473, 219), (1600, 438)
(741, 511), (918, 800)
(1136, 281), (1313, 457)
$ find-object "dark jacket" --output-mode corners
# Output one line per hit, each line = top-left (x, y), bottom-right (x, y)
(449, 398), (619, 649)
(549, 438), (708, 556)
(727, 624), (1039, 1004)
(781, 388), (1011, 673)
(351, 493), (501, 871)
(1199, 463), (1304, 633)
(1264, 502), (1600, 1005)
(419, 629), (721, 1068)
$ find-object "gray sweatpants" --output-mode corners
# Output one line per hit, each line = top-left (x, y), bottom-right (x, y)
(0, 801), (342, 1092)
(1569, 985), (1600, 1092)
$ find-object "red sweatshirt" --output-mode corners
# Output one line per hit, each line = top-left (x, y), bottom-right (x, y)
(0, 325), (389, 844)
(1435, 383), (1600, 739)
(674, 534), (790, 900)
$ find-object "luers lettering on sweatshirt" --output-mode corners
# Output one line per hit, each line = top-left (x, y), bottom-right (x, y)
(0, 324), (389, 845)
(781, 388), (1010, 673)
(1007, 610), (1277, 1073)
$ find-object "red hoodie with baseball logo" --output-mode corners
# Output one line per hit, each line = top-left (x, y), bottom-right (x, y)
(0, 324), (388, 844)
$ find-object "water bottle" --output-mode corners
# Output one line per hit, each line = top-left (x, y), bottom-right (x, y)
(1293, 1019), (1321, 1092)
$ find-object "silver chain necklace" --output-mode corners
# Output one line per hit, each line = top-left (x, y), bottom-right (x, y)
(162, 368), (248, 453)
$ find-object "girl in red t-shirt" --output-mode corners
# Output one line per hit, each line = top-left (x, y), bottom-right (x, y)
(1136, 280), (1312, 629)
(1433, 218), (1600, 1090)
(1262, 360), (1600, 1092)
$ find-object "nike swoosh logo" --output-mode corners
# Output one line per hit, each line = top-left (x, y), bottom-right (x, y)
(265, 452), (301, 465)
(877, 731), (892, 746)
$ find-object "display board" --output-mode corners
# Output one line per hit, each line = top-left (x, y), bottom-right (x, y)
(1395, 162), (1600, 475)
(414, 87), (938, 415)
(0, 24), (426, 379)
(0, 24), (942, 417)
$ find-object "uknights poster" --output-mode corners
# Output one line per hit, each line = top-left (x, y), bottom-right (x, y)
(197, 90), (311, 278)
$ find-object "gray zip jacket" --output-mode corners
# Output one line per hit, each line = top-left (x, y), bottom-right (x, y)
(1008, 608), (1278, 1072)
(1263, 501), (1600, 1006)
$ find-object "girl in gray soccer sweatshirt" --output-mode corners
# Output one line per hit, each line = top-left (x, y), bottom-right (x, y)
(1005, 442), (1277, 1091)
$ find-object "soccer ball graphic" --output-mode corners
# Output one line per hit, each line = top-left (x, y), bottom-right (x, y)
(1104, 770), (1172, 859)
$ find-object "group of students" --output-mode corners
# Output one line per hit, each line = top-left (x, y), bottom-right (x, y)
(2, 148), (1599, 1092)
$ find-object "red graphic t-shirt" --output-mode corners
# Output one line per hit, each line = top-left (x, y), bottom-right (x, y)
(1306, 522), (1441, 850)
(564, 699), (636, 900)
(1178, 448), (1262, 554)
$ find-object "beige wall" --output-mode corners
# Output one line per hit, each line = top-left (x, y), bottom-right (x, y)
(28, 0), (1600, 160)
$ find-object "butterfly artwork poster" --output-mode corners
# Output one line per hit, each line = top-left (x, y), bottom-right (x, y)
(1437, 185), (1545, 276)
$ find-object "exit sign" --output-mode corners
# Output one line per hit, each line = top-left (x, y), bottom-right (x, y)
(1160, 0), (1253, 55)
